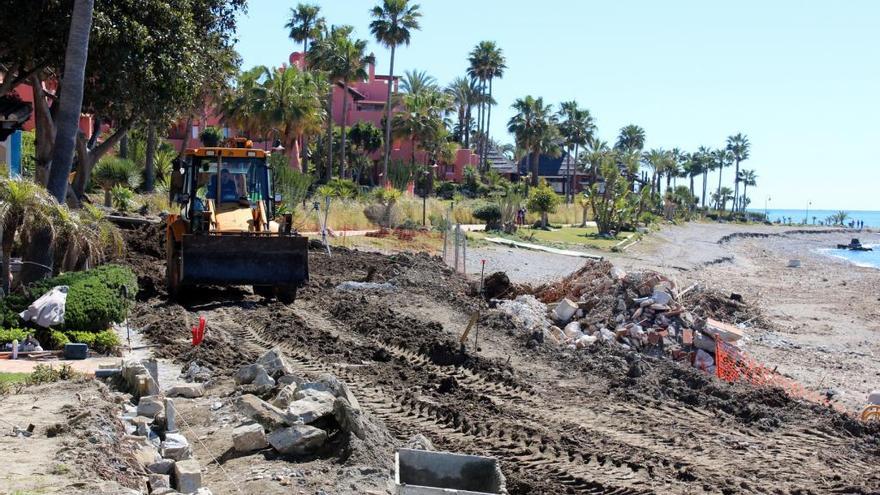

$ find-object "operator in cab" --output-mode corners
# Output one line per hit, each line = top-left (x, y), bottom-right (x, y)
(207, 168), (240, 203)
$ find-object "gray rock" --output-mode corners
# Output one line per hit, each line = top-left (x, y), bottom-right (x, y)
(267, 425), (327, 455)
(234, 364), (267, 385)
(161, 432), (192, 461)
(165, 398), (177, 433)
(256, 348), (294, 378)
(287, 391), (335, 424)
(147, 459), (175, 475)
(137, 396), (165, 418)
(403, 433), (434, 451)
(276, 374), (302, 386)
(167, 384), (205, 398)
(130, 416), (153, 436)
(271, 384), (298, 409)
(173, 459), (201, 494)
(152, 489), (180, 495)
(252, 368), (275, 388)
(651, 290), (672, 306)
(333, 397), (365, 440)
(235, 394), (296, 430)
(232, 423), (268, 453)
(149, 473), (171, 491)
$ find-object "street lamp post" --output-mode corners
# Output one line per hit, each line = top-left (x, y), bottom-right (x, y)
(764, 196), (771, 220)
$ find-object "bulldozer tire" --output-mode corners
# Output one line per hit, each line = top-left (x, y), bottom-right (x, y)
(253, 285), (275, 300)
(276, 286), (297, 304)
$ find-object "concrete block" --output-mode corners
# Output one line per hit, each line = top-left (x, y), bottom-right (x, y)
(235, 394), (296, 430)
(165, 398), (177, 433)
(137, 396), (165, 418)
(149, 473), (171, 491)
(232, 423), (268, 453)
(167, 384), (205, 398)
(396, 448), (505, 494)
(161, 432), (192, 461)
(147, 459), (175, 474)
(256, 347), (294, 377)
(173, 459), (201, 494)
(287, 391), (335, 424)
(267, 425), (327, 455)
(234, 364), (266, 385)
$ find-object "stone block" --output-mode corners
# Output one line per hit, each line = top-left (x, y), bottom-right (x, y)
(161, 432), (192, 461)
(235, 394), (296, 430)
(267, 425), (327, 455)
(167, 384), (205, 398)
(232, 423), (268, 453)
(173, 459), (201, 494)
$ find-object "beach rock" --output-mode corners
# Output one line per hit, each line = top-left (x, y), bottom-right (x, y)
(267, 425), (328, 455)
(148, 459), (175, 475)
(173, 459), (201, 493)
(868, 390), (880, 405)
(149, 474), (171, 491)
(232, 423), (269, 453)
(235, 394), (296, 430)
(404, 433), (435, 451)
(167, 384), (205, 399)
(333, 397), (366, 440)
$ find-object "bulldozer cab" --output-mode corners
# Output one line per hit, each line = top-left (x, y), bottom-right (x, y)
(166, 141), (307, 302)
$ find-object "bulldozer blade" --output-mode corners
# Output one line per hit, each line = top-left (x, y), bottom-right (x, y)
(180, 234), (308, 287)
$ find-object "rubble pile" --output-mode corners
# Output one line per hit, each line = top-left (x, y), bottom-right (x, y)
(230, 348), (367, 459)
(497, 260), (753, 374)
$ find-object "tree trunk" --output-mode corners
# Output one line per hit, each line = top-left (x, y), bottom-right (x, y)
(325, 85), (334, 182)
(179, 116), (193, 154)
(72, 125), (129, 198)
(119, 133), (129, 159)
(47, 0), (94, 203)
(716, 167), (723, 210)
(484, 78), (494, 171)
(531, 150), (539, 186)
(30, 75), (55, 186)
(1, 225), (11, 296)
(144, 125), (157, 192)
(571, 143), (579, 203)
(541, 211), (548, 229)
(689, 175), (695, 203)
(701, 172), (708, 208)
(340, 83), (349, 179)
(19, 226), (55, 286)
(381, 44), (396, 186)
(464, 103), (471, 148)
(733, 159), (740, 212)
(86, 116), (101, 149)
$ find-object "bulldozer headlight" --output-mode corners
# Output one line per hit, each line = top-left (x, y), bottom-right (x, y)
(247, 151), (256, 157)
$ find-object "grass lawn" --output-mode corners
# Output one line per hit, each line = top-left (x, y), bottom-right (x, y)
(0, 372), (30, 385)
(470, 226), (637, 252)
(330, 230), (446, 254)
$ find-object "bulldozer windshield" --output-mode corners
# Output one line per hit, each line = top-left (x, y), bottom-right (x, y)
(191, 157), (269, 206)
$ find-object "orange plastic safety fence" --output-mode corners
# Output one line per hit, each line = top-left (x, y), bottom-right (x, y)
(715, 339), (842, 410)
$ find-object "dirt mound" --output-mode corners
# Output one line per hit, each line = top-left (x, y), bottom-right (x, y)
(121, 223), (166, 300)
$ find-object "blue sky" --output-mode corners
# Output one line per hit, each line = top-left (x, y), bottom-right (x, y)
(234, 0), (879, 210)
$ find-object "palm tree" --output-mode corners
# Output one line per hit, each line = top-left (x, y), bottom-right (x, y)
(46, 0), (95, 203)
(392, 89), (452, 166)
(507, 96), (557, 186)
(681, 152), (702, 204)
(712, 186), (734, 212)
(726, 133), (750, 212)
(308, 26), (374, 179)
(696, 146), (712, 208)
(713, 148), (732, 210)
(370, 0), (422, 185)
(615, 124), (646, 154)
(286, 3), (325, 56)
(445, 77), (480, 146)
(739, 169), (757, 211)
(400, 69), (437, 95)
(467, 41), (506, 171)
(557, 101), (595, 203)
(0, 179), (56, 294)
(583, 138), (609, 180)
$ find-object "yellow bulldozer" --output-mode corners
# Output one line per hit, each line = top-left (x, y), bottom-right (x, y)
(165, 138), (308, 302)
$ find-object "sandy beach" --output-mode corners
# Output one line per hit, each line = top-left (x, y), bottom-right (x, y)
(604, 222), (880, 411)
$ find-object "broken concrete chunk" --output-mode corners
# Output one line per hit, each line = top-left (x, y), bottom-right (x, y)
(651, 290), (672, 306)
(137, 396), (165, 418)
(173, 459), (202, 494)
(333, 397), (365, 440)
(232, 423), (269, 453)
(161, 432), (192, 461)
(149, 473), (171, 491)
(167, 384), (205, 398)
(868, 390), (880, 405)
(403, 433), (435, 451)
(148, 459), (175, 474)
(256, 347), (294, 378)
(271, 384), (298, 409)
(704, 318), (745, 342)
(236, 394), (296, 430)
(287, 391), (336, 424)
(267, 425), (328, 455)
(130, 416), (153, 436)
(553, 298), (578, 323)
(234, 364), (267, 385)
(252, 367), (276, 388)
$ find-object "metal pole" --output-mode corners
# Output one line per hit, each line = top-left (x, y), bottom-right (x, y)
(422, 193), (426, 227)
(453, 224), (460, 272)
(462, 226), (467, 275)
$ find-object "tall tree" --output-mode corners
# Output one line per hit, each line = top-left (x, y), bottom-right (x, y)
(286, 3), (325, 56)
(739, 169), (757, 211)
(400, 69), (437, 95)
(557, 101), (595, 203)
(696, 146), (712, 208)
(445, 76), (479, 145)
(726, 133), (750, 212)
(615, 124), (646, 154)
(46, 0), (94, 204)
(713, 148), (732, 210)
(370, 0), (422, 185)
(467, 41), (506, 171)
(507, 96), (558, 186)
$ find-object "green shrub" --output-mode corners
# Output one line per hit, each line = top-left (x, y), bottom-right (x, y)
(65, 330), (96, 347)
(0, 328), (28, 344)
(200, 126), (224, 147)
(472, 203), (502, 231)
(92, 330), (120, 353)
(50, 330), (69, 348)
(0, 293), (30, 327)
(27, 363), (79, 385)
(28, 265), (137, 332)
(93, 156), (141, 207)
(435, 181), (458, 200)
(111, 185), (135, 212)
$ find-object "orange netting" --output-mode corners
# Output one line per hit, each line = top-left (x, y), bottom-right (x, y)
(715, 339), (844, 411)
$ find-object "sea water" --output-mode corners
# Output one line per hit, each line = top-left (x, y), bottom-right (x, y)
(757, 209), (880, 227)
(817, 237), (880, 269)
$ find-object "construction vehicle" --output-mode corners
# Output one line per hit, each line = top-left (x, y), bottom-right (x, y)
(165, 138), (307, 302)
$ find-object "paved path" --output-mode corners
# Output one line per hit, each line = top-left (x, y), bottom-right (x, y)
(483, 237), (603, 259)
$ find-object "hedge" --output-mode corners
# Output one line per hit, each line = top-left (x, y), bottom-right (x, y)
(0, 328), (29, 344)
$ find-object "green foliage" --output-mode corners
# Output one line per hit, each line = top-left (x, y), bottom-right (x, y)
(50, 330), (69, 348)
(435, 180), (458, 200)
(527, 180), (561, 228)
(200, 126), (224, 147)
(387, 160), (416, 191)
(472, 203), (502, 231)
(20, 130), (36, 178)
(323, 178), (359, 199)
(270, 153), (314, 216)
(93, 156), (141, 191)
(110, 185), (135, 212)
(586, 155), (632, 235)
(65, 329), (119, 353)
(0, 328), (28, 344)
(0, 293), (30, 328)
(26, 363), (79, 386)
(27, 265), (137, 332)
